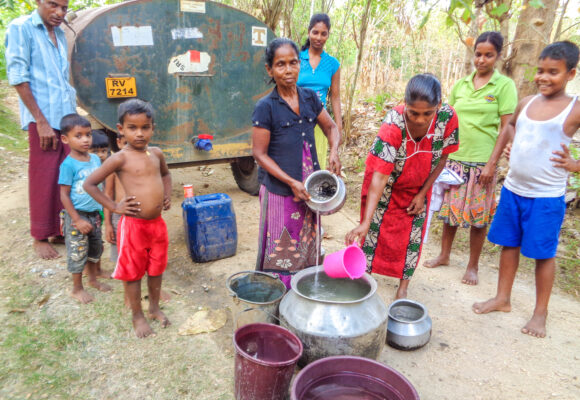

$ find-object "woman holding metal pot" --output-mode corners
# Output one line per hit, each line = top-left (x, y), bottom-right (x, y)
(346, 74), (459, 299)
(252, 38), (341, 289)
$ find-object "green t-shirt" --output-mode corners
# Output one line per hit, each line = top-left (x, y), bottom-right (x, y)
(448, 70), (517, 163)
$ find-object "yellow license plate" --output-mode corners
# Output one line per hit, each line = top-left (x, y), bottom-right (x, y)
(105, 77), (137, 98)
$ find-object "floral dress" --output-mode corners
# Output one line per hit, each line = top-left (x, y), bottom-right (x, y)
(361, 104), (459, 279)
(256, 142), (320, 288)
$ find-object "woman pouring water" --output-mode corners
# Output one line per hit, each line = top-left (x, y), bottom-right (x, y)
(346, 74), (459, 299)
(252, 38), (341, 289)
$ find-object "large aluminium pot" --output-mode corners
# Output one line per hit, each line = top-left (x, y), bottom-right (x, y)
(279, 266), (388, 366)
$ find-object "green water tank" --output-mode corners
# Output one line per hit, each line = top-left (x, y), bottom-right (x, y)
(65, 0), (275, 194)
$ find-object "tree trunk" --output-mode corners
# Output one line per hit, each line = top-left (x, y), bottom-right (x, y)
(255, 0), (286, 32)
(343, 0), (373, 141)
(552, 0), (571, 41)
(503, 0), (558, 98)
(462, 6), (482, 75)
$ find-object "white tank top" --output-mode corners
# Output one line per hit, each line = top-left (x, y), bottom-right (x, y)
(504, 95), (576, 198)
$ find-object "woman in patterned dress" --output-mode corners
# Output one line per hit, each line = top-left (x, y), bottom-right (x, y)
(346, 74), (459, 299)
(252, 38), (341, 288)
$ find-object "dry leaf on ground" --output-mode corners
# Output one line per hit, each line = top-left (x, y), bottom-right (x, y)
(178, 308), (227, 335)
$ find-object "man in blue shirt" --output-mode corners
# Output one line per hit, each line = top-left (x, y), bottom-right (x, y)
(5, 0), (76, 259)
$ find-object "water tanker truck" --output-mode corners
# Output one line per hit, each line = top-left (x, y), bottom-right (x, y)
(64, 0), (275, 195)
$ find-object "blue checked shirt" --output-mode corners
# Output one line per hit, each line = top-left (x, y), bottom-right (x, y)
(5, 10), (76, 130)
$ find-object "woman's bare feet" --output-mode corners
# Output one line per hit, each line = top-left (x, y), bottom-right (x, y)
(88, 280), (112, 292)
(71, 288), (94, 304)
(424, 254), (449, 268)
(472, 297), (511, 314)
(395, 287), (407, 300)
(148, 308), (171, 328)
(133, 314), (155, 338)
(49, 236), (65, 245)
(33, 239), (61, 259)
(521, 312), (547, 338)
(461, 267), (478, 285)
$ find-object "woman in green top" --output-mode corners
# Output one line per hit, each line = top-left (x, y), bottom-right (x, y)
(425, 31), (517, 285)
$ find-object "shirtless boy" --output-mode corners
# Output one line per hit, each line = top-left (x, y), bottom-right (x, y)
(84, 99), (172, 338)
(472, 41), (580, 338)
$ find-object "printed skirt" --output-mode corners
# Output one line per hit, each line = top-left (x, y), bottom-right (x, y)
(438, 159), (497, 228)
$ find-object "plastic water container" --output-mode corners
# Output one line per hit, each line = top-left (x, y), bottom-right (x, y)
(182, 193), (237, 263)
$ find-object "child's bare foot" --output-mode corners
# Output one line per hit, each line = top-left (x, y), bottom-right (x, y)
(34, 239), (61, 259)
(133, 314), (155, 338)
(472, 297), (511, 314)
(96, 269), (113, 279)
(71, 288), (94, 304)
(88, 280), (112, 292)
(160, 289), (171, 302)
(521, 312), (547, 338)
(461, 268), (478, 285)
(148, 308), (171, 328)
(424, 255), (449, 268)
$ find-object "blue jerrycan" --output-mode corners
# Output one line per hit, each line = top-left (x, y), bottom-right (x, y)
(182, 193), (237, 263)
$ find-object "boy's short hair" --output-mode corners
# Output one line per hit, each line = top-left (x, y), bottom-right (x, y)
(91, 130), (109, 149)
(117, 99), (155, 125)
(60, 113), (91, 136)
(539, 41), (579, 71)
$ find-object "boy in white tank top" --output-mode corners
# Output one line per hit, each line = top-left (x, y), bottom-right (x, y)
(471, 41), (580, 338)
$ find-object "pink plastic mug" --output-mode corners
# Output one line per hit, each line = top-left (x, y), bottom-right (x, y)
(323, 244), (366, 279)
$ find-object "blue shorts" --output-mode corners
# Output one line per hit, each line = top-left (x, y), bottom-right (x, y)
(488, 187), (565, 260)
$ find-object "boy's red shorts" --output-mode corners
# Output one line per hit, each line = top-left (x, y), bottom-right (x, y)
(112, 215), (168, 281)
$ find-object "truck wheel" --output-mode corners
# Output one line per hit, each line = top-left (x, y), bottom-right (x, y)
(231, 157), (259, 196)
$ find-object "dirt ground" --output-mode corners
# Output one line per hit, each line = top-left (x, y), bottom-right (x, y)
(0, 149), (579, 400)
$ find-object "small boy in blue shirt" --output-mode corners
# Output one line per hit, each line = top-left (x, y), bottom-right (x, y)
(59, 114), (112, 304)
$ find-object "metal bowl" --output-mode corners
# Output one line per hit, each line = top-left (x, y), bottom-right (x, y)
(387, 299), (432, 350)
(304, 170), (346, 215)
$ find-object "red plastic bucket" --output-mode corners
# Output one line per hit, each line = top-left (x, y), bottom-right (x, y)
(323, 244), (366, 279)
(290, 355), (419, 400)
(234, 323), (303, 400)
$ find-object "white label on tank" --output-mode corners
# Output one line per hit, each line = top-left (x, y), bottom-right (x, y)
(252, 26), (267, 47)
(181, 0), (206, 13)
(168, 50), (211, 74)
(171, 27), (204, 40)
(111, 26), (154, 47)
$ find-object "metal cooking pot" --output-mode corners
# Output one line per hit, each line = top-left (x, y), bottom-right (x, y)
(279, 266), (388, 366)
(303, 170), (346, 215)
(387, 299), (432, 350)
(226, 271), (286, 330)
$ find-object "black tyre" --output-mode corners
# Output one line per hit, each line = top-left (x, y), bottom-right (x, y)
(231, 156), (259, 196)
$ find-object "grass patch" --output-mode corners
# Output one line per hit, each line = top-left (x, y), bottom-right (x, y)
(0, 82), (27, 154)
(0, 260), (81, 398)
(1, 314), (82, 399)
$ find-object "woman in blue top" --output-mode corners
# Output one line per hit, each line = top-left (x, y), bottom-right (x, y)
(297, 13), (342, 170)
